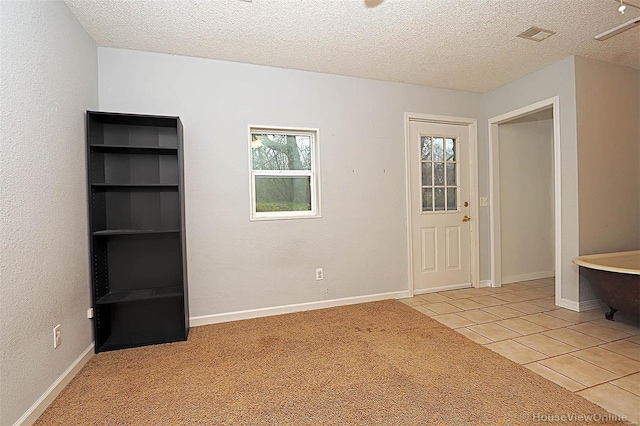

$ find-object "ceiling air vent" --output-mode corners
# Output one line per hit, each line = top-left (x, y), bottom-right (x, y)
(517, 26), (555, 42)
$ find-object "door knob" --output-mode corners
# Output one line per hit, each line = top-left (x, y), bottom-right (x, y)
(462, 215), (471, 222)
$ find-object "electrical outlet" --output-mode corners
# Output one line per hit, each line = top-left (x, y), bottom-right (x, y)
(316, 268), (324, 280)
(87, 308), (94, 319)
(53, 324), (61, 349)
(479, 197), (488, 207)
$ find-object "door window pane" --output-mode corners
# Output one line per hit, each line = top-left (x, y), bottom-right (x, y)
(420, 134), (459, 212)
(421, 162), (432, 186)
(421, 137), (432, 161)
(433, 138), (444, 161)
(446, 163), (456, 186)
(447, 188), (457, 210)
(434, 163), (445, 186)
(422, 188), (433, 211)
(446, 138), (456, 161)
(434, 188), (445, 211)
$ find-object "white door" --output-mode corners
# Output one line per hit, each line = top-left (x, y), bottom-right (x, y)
(409, 120), (471, 293)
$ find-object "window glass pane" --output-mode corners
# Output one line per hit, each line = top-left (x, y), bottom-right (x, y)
(434, 188), (445, 211)
(421, 162), (432, 186)
(447, 188), (457, 210)
(433, 138), (444, 161)
(446, 163), (456, 186)
(421, 137), (432, 161)
(446, 138), (456, 161)
(422, 188), (433, 211)
(255, 176), (311, 212)
(434, 163), (445, 185)
(252, 133), (311, 171)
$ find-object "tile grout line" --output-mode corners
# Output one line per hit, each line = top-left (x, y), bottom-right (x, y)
(530, 353), (610, 389)
(574, 375), (640, 395)
(514, 341), (579, 358)
(523, 361), (587, 390)
(406, 281), (640, 419)
(608, 379), (640, 398)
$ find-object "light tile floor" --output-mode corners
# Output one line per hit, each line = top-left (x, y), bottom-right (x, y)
(401, 278), (640, 425)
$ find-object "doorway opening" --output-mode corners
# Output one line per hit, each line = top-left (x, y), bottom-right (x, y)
(488, 97), (562, 306)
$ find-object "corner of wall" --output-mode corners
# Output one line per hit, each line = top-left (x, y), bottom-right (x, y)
(482, 55), (581, 306)
(1, 2), (98, 424)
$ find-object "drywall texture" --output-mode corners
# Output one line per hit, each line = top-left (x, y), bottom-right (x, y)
(484, 56), (580, 303)
(499, 110), (554, 283)
(97, 47), (485, 318)
(0, 2), (97, 424)
(576, 57), (640, 254)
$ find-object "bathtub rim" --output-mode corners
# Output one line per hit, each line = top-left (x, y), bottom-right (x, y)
(572, 250), (640, 276)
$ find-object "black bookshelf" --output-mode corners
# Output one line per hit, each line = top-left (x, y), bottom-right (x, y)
(89, 144), (178, 155)
(86, 111), (189, 353)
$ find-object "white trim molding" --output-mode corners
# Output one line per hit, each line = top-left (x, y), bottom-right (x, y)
(247, 125), (322, 221)
(488, 97), (562, 302)
(190, 290), (410, 327)
(413, 283), (471, 295)
(502, 271), (555, 285)
(578, 298), (606, 312)
(15, 343), (94, 426)
(557, 297), (605, 312)
(403, 112), (480, 296)
(557, 298), (579, 311)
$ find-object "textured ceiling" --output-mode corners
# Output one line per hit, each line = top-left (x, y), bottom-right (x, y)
(64, 0), (640, 93)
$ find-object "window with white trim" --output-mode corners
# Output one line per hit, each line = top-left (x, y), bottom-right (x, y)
(249, 127), (320, 220)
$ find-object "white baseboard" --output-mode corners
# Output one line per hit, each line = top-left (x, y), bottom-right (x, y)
(557, 298), (579, 312)
(15, 343), (94, 426)
(413, 283), (471, 295)
(502, 271), (554, 285)
(556, 297), (606, 313)
(479, 280), (493, 288)
(578, 298), (606, 312)
(190, 290), (411, 327)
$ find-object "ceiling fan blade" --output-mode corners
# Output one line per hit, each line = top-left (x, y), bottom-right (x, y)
(595, 16), (640, 40)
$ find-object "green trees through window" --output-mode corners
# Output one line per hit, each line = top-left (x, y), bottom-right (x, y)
(250, 129), (319, 219)
(421, 136), (458, 212)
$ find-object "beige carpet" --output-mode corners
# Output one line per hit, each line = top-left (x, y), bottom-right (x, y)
(36, 300), (624, 425)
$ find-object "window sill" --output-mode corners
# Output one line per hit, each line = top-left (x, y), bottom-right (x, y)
(250, 212), (322, 222)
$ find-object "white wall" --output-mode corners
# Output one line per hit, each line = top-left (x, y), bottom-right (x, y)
(484, 56), (581, 304)
(575, 57), (640, 254)
(0, 10), (635, 422)
(498, 110), (554, 283)
(97, 48), (485, 319)
(0, 2), (97, 424)
(575, 57), (640, 302)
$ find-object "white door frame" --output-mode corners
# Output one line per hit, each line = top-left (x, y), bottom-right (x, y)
(404, 112), (480, 296)
(488, 96), (562, 304)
